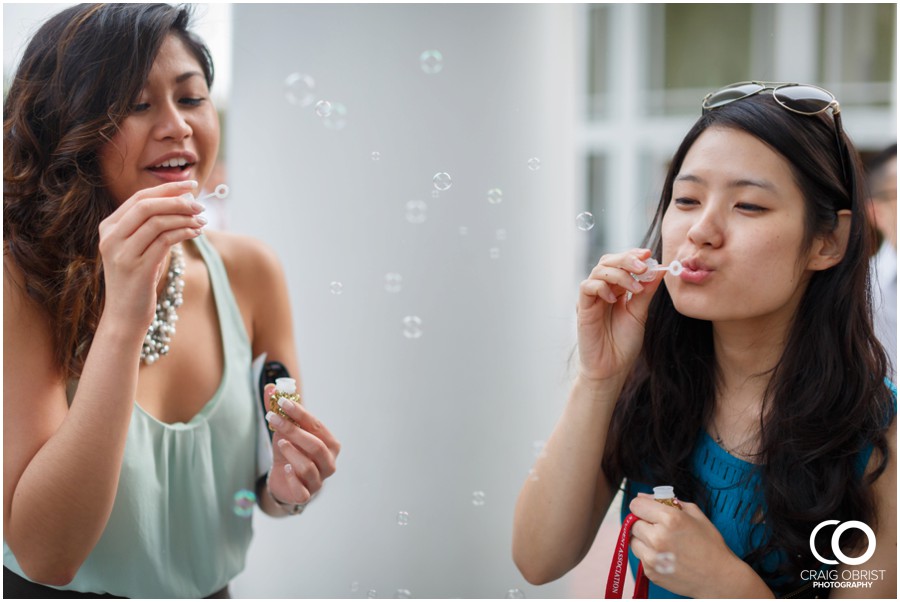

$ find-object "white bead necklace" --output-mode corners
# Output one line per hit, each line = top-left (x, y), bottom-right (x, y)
(140, 244), (185, 365)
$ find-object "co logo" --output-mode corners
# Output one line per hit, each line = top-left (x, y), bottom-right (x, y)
(809, 520), (876, 566)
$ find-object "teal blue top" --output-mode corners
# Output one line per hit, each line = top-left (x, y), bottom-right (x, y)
(621, 380), (896, 599)
(4, 235), (260, 598)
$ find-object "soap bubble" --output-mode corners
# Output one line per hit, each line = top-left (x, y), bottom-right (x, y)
(367, 590), (377, 599)
(330, 281), (343, 295)
(405, 200), (427, 224)
(315, 100), (333, 118)
(489, 247), (501, 260)
(351, 582), (360, 593)
(505, 589), (526, 599)
(458, 226), (469, 236)
(394, 590), (412, 599)
(323, 102), (348, 130)
(655, 552), (676, 574)
(402, 316), (423, 339)
(528, 468), (539, 482)
(420, 50), (444, 74)
(397, 511), (409, 526)
(495, 229), (507, 241)
(472, 491), (486, 506)
(527, 157), (541, 171)
(232, 489), (256, 518)
(284, 73), (315, 107)
(532, 440), (546, 458)
(575, 212), (595, 231)
(371, 151), (381, 161)
(487, 188), (503, 204)
(433, 172), (452, 191)
(385, 273), (403, 293)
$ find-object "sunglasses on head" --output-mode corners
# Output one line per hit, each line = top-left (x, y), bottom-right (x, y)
(701, 81), (850, 203)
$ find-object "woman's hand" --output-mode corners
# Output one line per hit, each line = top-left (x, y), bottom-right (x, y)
(264, 384), (341, 510)
(97, 180), (206, 330)
(628, 493), (772, 598)
(576, 248), (665, 383)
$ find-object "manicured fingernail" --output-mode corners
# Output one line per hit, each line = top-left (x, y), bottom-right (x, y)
(277, 438), (290, 449)
(266, 411), (283, 428)
(632, 259), (646, 270)
(284, 463), (294, 475)
(179, 180), (199, 189)
(277, 398), (296, 412)
(195, 214), (208, 226)
(632, 282), (644, 293)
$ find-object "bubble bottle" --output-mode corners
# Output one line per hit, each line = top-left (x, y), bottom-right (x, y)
(653, 485), (682, 510)
(268, 377), (301, 431)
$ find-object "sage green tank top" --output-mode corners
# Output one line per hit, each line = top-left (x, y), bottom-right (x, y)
(4, 234), (259, 598)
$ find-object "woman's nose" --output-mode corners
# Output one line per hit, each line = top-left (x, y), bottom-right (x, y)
(686, 205), (725, 248)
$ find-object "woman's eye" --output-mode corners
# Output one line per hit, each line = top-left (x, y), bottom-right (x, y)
(736, 202), (767, 213)
(131, 103), (150, 113)
(180, 97), (205, 107)
(673, 197), (699, 207)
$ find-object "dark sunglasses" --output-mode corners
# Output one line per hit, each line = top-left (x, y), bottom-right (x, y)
(702, 81), (850, 203)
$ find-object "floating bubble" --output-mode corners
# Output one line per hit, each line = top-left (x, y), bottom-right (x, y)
(284, 73), (316, 107)
(528, 468), (539, 482)
(394, 590), (412, 599)
(402, 316), (423, 339)
(496, 229), (507, 241)
(232, 489), (256, 518)
(532, 440), (546, 458)
(371, 151), (381, 161)
(489, 247), (501, 260)
(397, 511), (409, 526)
(367, 590), (378, 599)
(527, 157), (541, 171)
(330, 281), (344, 295)
(433, 172), (452, 191)
(351, 582), (360, 593)
(655, 552), (676, 575)
(420, 50), (444, 74)
(458, 226), (469, 236)
(575, 212), (595, 231)
(385, 273), (403, 293)
(405, 200), (427, 224)
(505, 589), (526, 599)
(323, 102), (348, 130)
(315, 100), (333, 118)
(472, 491), (486, 506)
(487, 188), (503, 204)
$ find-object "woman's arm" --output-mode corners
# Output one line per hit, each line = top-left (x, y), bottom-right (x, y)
(210, 231), (339, 517)
(3, 182), (205, 585)
(831, 416), (897, 599)
(512, 249), (665, 584)
(512, 374), (628, 584)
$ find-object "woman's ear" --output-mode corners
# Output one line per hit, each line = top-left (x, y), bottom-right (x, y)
(806, 209), (852, 271)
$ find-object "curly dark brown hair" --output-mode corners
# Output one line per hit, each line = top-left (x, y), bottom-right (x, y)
(4, 3), (214, 379)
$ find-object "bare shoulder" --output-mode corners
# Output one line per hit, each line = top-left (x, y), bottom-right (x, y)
(202, 230), (285, 288)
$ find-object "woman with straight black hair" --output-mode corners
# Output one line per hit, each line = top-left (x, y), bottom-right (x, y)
(513, 84), (896, 598)
(4, 4), (340, 597)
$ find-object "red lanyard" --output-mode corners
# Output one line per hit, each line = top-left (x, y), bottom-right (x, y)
(605, 512), (649, 598)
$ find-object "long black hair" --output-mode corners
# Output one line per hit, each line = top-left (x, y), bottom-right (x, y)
(4, 4), (213, 379)
(602, 93), (893, 588)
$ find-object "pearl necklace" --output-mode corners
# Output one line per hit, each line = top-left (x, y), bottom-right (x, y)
(141, 244), (185, 365)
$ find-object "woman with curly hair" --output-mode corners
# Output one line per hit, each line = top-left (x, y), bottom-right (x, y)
(4, 4), (340, 597)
